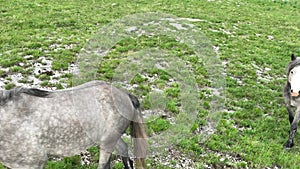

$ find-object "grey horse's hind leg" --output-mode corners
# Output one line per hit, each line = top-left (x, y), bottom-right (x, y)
(115, 139), (134, 169)
(98, 149), (112, 169)
(285, 107), (300, 148)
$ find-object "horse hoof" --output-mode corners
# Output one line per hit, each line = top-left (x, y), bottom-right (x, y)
(284, 146), (291, 150)
(284, 141), (294, 149)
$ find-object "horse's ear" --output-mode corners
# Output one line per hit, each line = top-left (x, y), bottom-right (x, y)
(291, 54), (296, 61)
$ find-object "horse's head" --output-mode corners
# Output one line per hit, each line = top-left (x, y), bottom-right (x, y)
(288, 54), (300, 97)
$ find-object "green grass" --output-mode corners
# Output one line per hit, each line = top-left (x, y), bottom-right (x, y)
(1, 0), (300, 168)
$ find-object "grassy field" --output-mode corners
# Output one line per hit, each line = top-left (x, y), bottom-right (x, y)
(0, 0), (300, 168)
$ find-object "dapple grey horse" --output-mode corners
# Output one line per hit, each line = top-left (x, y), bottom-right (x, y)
(0, 80), (147, 169)
(284, 54), (300, 148)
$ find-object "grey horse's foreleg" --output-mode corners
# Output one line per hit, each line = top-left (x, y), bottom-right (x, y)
(287, 106), (294, 124)
(115, 139), (134, 169)
(284, 84), (293, 124)
(285, 108), (300, 148)
(2, 139), (47, 169)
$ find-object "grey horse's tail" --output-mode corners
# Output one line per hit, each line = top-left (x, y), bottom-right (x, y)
(128, 93), (147, 169)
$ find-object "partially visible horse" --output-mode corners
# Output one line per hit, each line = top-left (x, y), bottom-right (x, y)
(283, 54), (300, 148)
(0, 80), (147, 169)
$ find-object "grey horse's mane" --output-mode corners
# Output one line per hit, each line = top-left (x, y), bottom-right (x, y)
(287, 58), (300, 75)
(0, 87), (51, 105)
(128, 93), (140, 109)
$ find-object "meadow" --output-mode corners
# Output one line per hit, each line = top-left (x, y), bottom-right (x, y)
(0, 0), (300, 168)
